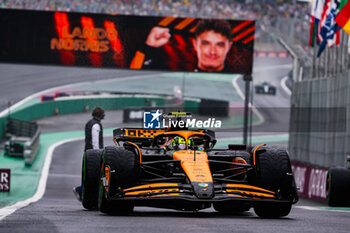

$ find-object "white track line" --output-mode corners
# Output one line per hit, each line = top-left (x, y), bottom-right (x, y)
(232, 76), (264, 126)
(281, 76), (292, 96)
(0, 137), (83, 221)
(296, 206), (350, 213)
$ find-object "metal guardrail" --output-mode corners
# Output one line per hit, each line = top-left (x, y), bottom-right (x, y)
(4, 118), (40, 166)
(23, 127), (40, 166)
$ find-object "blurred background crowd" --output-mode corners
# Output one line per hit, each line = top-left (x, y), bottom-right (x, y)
(1, 0), (312, 50)
(1, 0), (310, 21)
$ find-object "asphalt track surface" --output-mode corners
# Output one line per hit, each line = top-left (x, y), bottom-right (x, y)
(1, 58), (350, 232)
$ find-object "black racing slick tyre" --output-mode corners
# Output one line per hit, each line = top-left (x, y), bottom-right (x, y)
(81, 149), (103, 210)
(253, 147), (297, 218)
(98, 146), (139, 215)
(326, 167), (350, 207)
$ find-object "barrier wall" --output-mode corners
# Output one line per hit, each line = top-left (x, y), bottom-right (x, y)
(4, 118), (41, 166)
(292, 161), (328, 202)
(289, 71), (350, 167)
(0, 95), (200, 139)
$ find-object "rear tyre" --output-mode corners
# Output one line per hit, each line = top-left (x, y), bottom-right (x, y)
(98, 146), (139, 215)
(81, 149), (102, 210)
(326, 167), (350, 207)
(253, 146), (296, 218)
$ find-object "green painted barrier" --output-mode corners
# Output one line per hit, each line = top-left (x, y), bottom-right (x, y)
(0, 96), (200, 139)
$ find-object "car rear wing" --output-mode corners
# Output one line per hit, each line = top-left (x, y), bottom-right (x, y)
(113, 128), (165, 145)
(113, 128), (216, 146)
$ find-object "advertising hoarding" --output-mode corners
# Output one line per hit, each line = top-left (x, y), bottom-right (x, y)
(0, 9), (254, 74)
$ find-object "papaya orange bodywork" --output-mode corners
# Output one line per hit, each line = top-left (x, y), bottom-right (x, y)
(125, 141), (142, 163)
(104, 166), (110, 192)
(226, 189), (275, 198)
(231, 157), (248, 174)
(124, 183), (179, 192)
(127, 128), (166, 138)
(173, 150), (213, 183)
(253, 144), (265, 165)
(226, 184), (275, 194)
(123, 183), (180, 197)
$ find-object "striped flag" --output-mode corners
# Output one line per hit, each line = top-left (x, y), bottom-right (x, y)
(317, 0), (342, 57)
(317, 0), (331, 44)
(327, 0), (342, 47)
(335, 0), (350, 35)
(309, 0), (326, 46)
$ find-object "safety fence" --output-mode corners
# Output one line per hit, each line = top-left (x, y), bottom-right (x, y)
(288, 68), (350, 168)
(268, 15), (350, 169)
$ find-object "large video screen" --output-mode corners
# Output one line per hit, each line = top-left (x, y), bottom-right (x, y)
(0, 9), (255, 74)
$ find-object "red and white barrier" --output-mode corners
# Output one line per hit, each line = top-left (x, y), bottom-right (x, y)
(292, 161), (328, 202)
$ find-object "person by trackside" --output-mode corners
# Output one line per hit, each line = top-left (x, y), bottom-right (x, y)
(73, 107), (105, 201)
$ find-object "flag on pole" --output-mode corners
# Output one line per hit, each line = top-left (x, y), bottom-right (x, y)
(335, 0), (350, 35)
(317, 0), (331, 44)
(309, 0), (326, 46)
(328, 0), (342, 47)
(317, 0), (342, 57)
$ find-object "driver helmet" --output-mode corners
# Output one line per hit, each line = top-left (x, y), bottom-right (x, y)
(170, 136), (186, 151)
(188, 138), (195, 149)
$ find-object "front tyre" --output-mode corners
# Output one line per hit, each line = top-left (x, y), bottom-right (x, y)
(81, 149), (102, 210)
(98, 167), (134, 215)
(253, 146), (297, 218)
(98, 146), (139, 215)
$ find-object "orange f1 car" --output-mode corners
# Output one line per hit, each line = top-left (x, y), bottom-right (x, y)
(81, 127), (298, 218)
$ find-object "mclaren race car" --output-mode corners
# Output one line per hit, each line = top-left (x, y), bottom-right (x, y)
(255, 82), (276, 95)
(81, 127), (298, 218)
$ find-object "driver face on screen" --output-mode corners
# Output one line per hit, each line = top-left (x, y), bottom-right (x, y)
(193, 30), (232, 72)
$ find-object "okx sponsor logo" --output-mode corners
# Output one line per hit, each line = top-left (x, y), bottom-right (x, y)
(143, 110), (162, 129)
